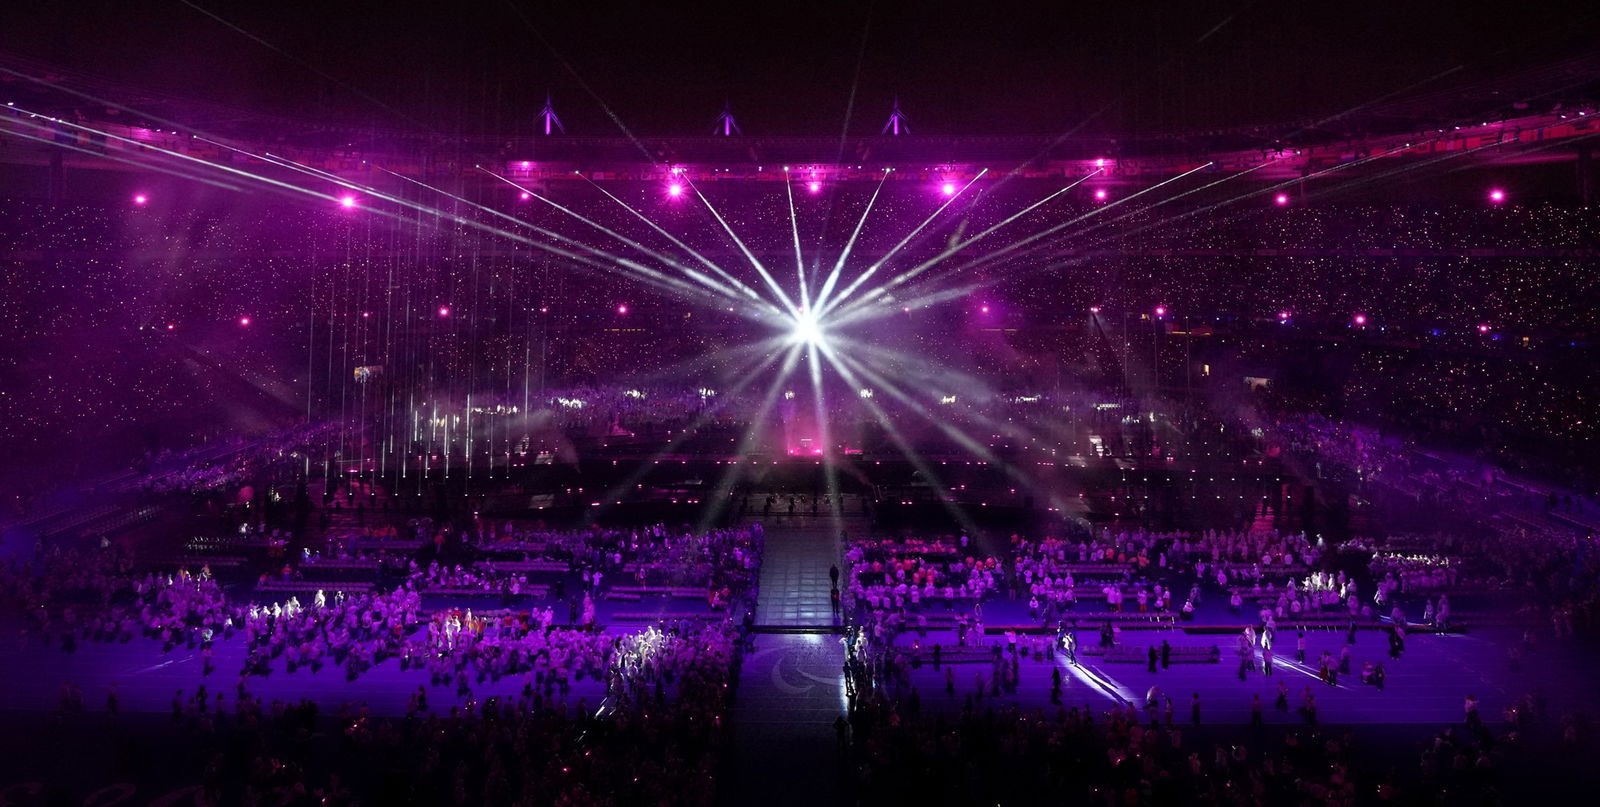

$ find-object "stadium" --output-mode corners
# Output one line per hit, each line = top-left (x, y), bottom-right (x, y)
(2, 2), (1600, 804)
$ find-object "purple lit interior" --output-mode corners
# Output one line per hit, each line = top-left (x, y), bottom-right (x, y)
(3, 11), (1599, 804)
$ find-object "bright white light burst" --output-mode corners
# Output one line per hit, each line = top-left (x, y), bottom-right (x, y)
(789, 308), (825, 346)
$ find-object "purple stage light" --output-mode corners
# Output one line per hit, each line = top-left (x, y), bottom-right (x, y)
(437, 306), (450, 317)
(807, 181), (821, 194)
(667, 183), (684, 198)
(1154, 305), (1167, 317)
(1094, 188), (1108, 201)
(1353, 313), (1367, 326)
(941, 182), (956, 196)
(238, 316), (250, 327)
(1478, 323), (1491, 334)
(1278, 310), (1291, 320)
(1275, 193), (1289, 206)
(1095, 158), (1106, 168)
(980, 304), (990, 314)
(339, 195), (357, 209)
(132, 193), (148, 206)
(519, 191), (531, 201)
(617, 304), (629, 315)
(1089, 306), (1101, 314)
(1488, 188), (1506, 203)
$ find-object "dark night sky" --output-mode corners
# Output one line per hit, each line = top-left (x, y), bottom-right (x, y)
(2, 0), (1597, 137)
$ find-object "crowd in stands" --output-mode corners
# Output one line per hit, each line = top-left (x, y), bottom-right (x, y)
(1273, 414), (1406, 484)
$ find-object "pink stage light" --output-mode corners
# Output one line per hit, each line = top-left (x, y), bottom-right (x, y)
(1278, 310), (1291, 320)
(1094, 188), (1108, 201)
(1477, 323), (1491, 334)
(339, 195), (357, 209)
(1089, 306), (1102, 314)
(617, 304), (628, 315)
(519, 191), (531, 201)
(1154, 305), (1167, 317)
(941, 182), (956, 196)
(1095, 158), (1106, 168)
(539, 306), (549, 313)
(667, 183), (684, 198)
(132, 193), (148, 206)
(1488, 188), (1505, 203)
(807, 181), (821, 193)
(437, 306), (450, 317)
(165, 323), (175, 331)
(980, 304), (990, 314)
(238, 316), (251, 327)
(1353, 314), (1367, 326)
(1275, 193), (1289, 206)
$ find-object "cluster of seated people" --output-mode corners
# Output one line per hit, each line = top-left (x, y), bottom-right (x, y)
(843, 534), (1001, 645)
(240, 586), (423, 680)
(134, 618), (745, 805)
(310, 520), (762, 608)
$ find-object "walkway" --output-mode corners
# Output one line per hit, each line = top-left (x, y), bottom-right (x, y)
(754, 521), (854, 628)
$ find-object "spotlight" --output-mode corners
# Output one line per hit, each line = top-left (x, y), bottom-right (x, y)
(1275, 193), (1289, 206)
(132, 194), (148, 206)
(617, 304), (629, 315)
(438, 306), (451, 317)
(1488, 188), (1505, 203)
(807, 181), (821, 194)
(1353, 313), (1367, 326)
(1089, 306), (1101, 314)
(238, 316), (251, 327)
(339, 195), (357, 209)
(667, 183), (684, 198)
(980, 304), (990, 314)
(1094, 188), (1108, 201)
(519, 191), (531, 201)
(1154, 305), (1167, 317)
(789, 309), (824, 346)
(941, 182), (956, 196)
(1477, 324), (1491, 334)
(1278, 310), (1291, 321)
